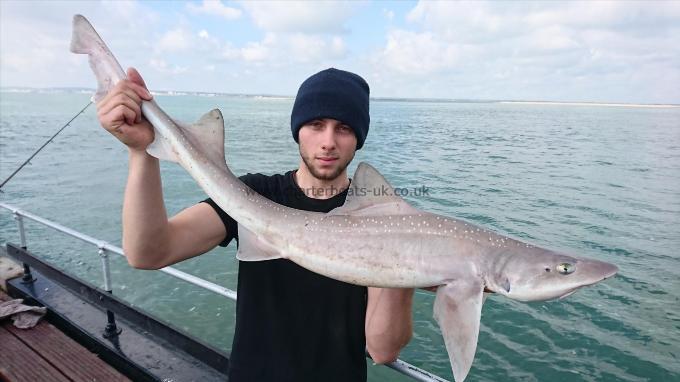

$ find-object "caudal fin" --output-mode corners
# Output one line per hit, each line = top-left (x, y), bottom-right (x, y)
(70, 14), (126, 101)
(70, 15), (97, 54)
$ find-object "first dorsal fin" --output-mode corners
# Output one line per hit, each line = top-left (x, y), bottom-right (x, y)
(328, 162), (419, 216)
(147, 108), (227, 171)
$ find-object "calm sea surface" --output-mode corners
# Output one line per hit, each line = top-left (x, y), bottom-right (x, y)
(1, 92), (679, 381)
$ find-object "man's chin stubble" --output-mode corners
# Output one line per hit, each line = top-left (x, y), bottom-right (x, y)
(301, 155), (350, 181)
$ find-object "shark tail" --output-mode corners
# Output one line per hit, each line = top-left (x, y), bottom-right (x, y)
(70, 14), (126, 102)
(70, 14), (97, 54)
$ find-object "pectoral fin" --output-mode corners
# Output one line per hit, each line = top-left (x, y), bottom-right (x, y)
(236, 225), (283, 261)
(434, 280), (485, 382)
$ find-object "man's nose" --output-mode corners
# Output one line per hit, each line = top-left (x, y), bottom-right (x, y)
(320, 123), (336, 150)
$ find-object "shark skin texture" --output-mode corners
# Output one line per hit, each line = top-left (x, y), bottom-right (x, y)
(71, 14), (618, 382)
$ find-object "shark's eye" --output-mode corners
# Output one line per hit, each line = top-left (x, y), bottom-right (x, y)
(556, 263), (575, 275)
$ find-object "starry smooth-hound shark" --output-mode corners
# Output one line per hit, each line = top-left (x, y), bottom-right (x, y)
(71, 14), (618, 382)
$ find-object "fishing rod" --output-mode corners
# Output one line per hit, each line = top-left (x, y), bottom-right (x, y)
(0, 100), (93, 192)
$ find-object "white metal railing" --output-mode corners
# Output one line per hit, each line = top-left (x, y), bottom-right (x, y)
(0, 202), (448, 382)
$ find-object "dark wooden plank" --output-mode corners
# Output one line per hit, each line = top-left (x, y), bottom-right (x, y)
(2, 288), (129, 381)
(5, 321), (130, 382)
(0, 325), (71, 382)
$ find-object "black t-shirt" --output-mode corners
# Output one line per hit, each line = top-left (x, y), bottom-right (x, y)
(202, 170), (368, 382)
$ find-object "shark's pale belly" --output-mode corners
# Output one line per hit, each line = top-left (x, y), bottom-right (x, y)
(284, 230), (460, 288)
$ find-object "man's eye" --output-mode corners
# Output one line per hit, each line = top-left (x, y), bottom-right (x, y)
(338, 125), (351, 132)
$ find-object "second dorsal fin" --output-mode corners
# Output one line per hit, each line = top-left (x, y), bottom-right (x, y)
(147, 108), (227, 172)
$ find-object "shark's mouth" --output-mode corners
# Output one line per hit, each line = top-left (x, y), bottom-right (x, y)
(558, 289), (578, 300)
(558, 268), (618, 300)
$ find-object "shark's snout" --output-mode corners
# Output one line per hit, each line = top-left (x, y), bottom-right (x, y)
(556, 260), (617, 300)
(582, 259), (619, 283)
(603, 263), (619, 279)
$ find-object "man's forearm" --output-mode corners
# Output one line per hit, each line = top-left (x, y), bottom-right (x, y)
(365, 287), (415, 363)
(122, 149), (168, 268)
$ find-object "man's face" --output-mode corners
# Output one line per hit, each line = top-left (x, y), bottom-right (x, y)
(298, 118), (357, 181)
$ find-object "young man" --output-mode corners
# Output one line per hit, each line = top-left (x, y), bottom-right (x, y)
(96, 67), (414, 381)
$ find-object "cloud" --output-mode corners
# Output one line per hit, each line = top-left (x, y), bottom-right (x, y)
(157, 28), (192, 53)
(240, 1), (358, 34)
(376, 30), (461, 74)
(406, 1), (513, 43)
(154, 27), (222, 56)
(0, 1), (160, 88)
(1, 1), (678, 103)
(383, 8), (395, 21)
(368, 0), (680, 102)
(219, 32), (347, 66)
(187, 0), (242, 20)
(287, 34), (347, 63)
(240, 37), (272, 62)
(149, 58), (188, 75)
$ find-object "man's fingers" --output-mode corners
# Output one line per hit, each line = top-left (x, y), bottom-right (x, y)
(127, 67), (152, 100)
(97, 81), (140, 109)
(127, 67), (144, 85)
(97, 85), (143, 114)
(116, 89), (143, 123)
(118, 77), (151, 101)
(105, 105), (136, 128)
(128, 81), (152, 101)
(97, 94), (142, 124)
(116, 105), (137, 127)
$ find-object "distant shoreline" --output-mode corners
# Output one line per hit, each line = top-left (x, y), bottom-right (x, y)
(499, 101), (680, 109)
(1, 87), (678, 108)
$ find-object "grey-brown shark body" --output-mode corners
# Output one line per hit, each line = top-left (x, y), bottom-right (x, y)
(71, 14), (618, 382)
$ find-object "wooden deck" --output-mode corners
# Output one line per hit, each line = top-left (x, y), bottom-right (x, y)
(0, 290), (130, 382)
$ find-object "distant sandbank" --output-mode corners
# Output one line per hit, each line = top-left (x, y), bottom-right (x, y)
(499, 101), (679, 109)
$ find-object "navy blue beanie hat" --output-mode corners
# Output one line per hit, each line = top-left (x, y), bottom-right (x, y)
(291, 68), (370, 150)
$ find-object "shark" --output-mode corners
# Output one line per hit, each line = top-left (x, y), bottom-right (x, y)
(71, 14), (618, 382)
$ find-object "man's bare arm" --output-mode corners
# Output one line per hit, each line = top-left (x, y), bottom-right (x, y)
(122, 150), (226, 269)
(365, 287), (415, 364)
(98, 67), (227, 270)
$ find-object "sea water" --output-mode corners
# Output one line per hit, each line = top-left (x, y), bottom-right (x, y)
(1, 91), (678, 381)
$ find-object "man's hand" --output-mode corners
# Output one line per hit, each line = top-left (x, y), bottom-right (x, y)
(96, 67), (154, 152)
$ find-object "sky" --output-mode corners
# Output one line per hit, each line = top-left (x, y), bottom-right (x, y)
(1, 0), (679, 104)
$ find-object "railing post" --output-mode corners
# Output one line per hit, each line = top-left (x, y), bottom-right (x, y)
(13, 211), (35, 284)
(100, 247), (113, 292)
(99, 247), (121, 338)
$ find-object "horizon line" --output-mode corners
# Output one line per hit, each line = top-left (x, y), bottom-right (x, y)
(1, 86), (678, 108)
